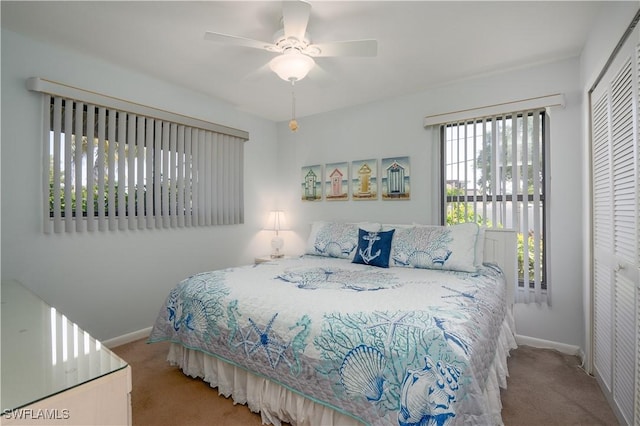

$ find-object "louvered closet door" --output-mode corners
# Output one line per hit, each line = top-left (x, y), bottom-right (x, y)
(591, 84), (614, 394)
(636, 45), (640, 426)
(590, 24), (639, 426)
(611, 53), (638, 426)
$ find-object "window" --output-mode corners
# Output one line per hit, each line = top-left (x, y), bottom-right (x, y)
(441, 109), (547, 302)
(32, 78), (248, 233)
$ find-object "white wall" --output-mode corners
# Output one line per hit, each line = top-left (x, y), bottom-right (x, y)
(3, 2), (636, 351)
(578, 2), (639, 369)
(276, 57), (587, 350)
(1, 29), (280, 341)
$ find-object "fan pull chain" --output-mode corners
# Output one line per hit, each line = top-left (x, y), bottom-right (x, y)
(289, 80), (299, 132)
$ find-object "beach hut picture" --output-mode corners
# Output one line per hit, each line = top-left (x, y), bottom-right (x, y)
(351, 159), (377, 200)
(382, 156), (410, 200)
(324, 162), (348, 200)
(301, 165), (322, 201)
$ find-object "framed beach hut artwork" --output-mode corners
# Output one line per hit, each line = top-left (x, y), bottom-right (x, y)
(351, 159), (377, 200)
(301, 164), (322, 201)
(381, 156), (411, 200)
(324, 162), (349, 201)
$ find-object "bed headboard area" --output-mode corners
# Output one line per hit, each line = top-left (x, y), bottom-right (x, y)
(304, 221), (517, 306)
(483, 229), (517, 305)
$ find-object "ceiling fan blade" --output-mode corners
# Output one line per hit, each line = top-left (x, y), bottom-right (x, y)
(204, 31), (278, 51)
(282, 0), (311, 41)
(308, 39), (378, 57)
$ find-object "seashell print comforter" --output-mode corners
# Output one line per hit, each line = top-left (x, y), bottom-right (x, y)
(149, 255), (509, 426)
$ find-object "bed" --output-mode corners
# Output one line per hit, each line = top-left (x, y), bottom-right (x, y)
(148, 222), (517, 426)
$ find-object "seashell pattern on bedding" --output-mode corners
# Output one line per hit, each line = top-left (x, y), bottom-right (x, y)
(398, 356), (461, 426)
(149, 255), (509, 425)
(339, 345), (386, 401)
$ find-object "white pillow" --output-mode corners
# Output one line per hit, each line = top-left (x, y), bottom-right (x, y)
(413, 222), (485, 268)
(305, 221), (380, 259)
(391, 222), (482, 272)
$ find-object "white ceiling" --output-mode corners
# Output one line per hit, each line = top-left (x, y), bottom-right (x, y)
(2, 1), (609, 122)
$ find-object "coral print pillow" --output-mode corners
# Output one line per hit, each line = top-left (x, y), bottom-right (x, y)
(306, 221), (360, 258)
(391, 223), (481, 272)
(352, 228), (395, 268)
(306, 221), (381, 259)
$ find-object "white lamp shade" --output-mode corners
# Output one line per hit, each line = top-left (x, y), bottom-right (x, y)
(264, 210), (288, 232)
(269, 51), (315, 82)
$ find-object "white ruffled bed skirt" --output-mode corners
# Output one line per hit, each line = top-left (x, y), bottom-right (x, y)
(166, 312), (517, 426)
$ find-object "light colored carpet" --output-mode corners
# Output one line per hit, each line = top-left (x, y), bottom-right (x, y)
(112, 340), (619, 425)
(499, 345), (618, 425)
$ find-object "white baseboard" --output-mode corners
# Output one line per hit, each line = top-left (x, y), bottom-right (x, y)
(515, 334), (583, 360)
(103, 327), (152, 348)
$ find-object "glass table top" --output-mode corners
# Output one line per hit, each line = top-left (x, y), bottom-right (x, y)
(1, 280), (128, 413)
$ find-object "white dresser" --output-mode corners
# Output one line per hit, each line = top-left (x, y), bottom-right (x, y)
(1, 280), (132, 425)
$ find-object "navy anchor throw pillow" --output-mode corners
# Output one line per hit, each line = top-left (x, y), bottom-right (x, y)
(352, 228), (395, 268)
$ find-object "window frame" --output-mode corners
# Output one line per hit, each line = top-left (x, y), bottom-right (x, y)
(439, 111), (548, 291)
(31, 77), (248, 233)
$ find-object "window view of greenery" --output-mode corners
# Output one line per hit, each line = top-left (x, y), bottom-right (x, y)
(47, 100), (189, 221)
(47, 98), (246, 232)
(48, 133), (148, 217)
(443, 112), (545, 288)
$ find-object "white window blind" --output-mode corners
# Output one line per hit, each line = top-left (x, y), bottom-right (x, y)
(433, 104), (551, 304)
(30, 78), (248, 233)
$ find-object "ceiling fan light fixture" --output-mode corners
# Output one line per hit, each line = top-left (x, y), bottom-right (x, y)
(269, 51), (315, 82)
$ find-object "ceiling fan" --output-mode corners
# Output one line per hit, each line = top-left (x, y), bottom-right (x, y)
(203, 0), (378, 82)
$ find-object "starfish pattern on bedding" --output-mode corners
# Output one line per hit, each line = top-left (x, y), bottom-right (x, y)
(366, 311), (423, 352)
(441, 285), (491, 315)
(245, 313), (290, 369)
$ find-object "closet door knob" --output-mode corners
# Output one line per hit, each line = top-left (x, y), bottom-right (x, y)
(613, 263), (625, 272)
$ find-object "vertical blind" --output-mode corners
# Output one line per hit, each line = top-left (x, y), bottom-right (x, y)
(425, 94), (562, 305)
(440, 110), (547, 304)
(31, 78), (248, 233)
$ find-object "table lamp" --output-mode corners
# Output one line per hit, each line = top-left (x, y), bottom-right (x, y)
(265, 210), (288, 258)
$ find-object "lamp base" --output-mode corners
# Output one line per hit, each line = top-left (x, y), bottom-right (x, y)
(271, 235), (284, 259)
